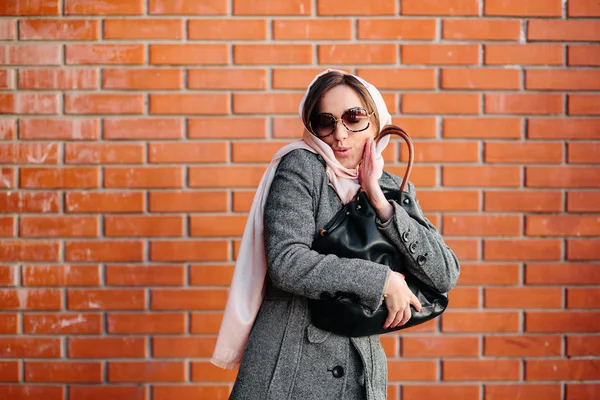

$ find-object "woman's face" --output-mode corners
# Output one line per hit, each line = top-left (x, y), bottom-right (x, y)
(315, 84), (378, 170)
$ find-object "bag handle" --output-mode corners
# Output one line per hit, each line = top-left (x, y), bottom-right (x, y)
(376, 125), (414, 192)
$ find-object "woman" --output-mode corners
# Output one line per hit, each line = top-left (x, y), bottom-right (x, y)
(212, 70), (460, 399)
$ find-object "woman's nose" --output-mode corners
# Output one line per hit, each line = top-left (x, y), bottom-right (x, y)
(332, 121), (348, 140)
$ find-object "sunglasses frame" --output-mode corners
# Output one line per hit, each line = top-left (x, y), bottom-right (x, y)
(310, 107), (376, 138)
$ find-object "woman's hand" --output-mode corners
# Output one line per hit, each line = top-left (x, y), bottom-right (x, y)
(358, 138), (394, 222)
(383, 271), (422, 329)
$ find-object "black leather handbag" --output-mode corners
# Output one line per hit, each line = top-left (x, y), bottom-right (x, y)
(308, 125), (449, 337)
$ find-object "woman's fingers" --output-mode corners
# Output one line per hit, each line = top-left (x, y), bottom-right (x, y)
(410, 292), (423, 312)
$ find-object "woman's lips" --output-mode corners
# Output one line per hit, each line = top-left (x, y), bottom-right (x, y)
(333, 147), (351, 157)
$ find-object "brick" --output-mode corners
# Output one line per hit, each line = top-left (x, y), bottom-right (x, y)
(189, 19), (266, 40)
(20, 119), (99, 140)
(66, 44), (144, 65)
(443, 360), (520, 381)
(150, 93), (229, 115)
(485, 44), (563, 65)
(485, 287), (562, 309)
(0, 217), (13, 237)
(526, 311), (600, 332)
(104, 167), (183, 188)
(20, 20), (98, 40)
(527, 215), (600, 237)
(191, 361), (238, 382)
(232, 190), (256, 212)
(104, 19), (182, 40)
(190, 215), (247, 237)
(103, 68), (182, 90)
(527, 166), (600, 188)
(0, 168), (14, 188)
(66, 192), (144, 213)
(65, 0), (144, 15)
(529, 20), (600, 41)
(485, 384), (562, 400)
(568, 44), (600, 66)
(233, 0), (309, 14)
(568, 239), (600, 261)
(149, 191), (227, 212)
(23, 313), (101, 334)
(189, 166), (265, 188)
(401, 141), (479, 163)
(154, 386), (231, 400)
(0, 44), (61, 65)
(0, 143), (59, 164)
(402, 336), (479, 358)
(527, 69), (600, 91)
(567, 336), (600, 356)
(105, 216), (183, 237)
(568, 142), (600, 163)
(107, 313), (185, 334)
(0, 362), (19, 382)
(235, 44), (312, 65)
(0, 21), (14, 39)
(387, 361), (438, 381)
(485, 0), (562, 16)
(458, 263), (520, 285)
(188, 68), (266, 90)
(441, 68), (520, 90)
(568, 191), (600, 212)
(69, 337), (146, 358)
(19, 69), (97, 90)
(485, 239), (561, 261)
(189, 117), (266, 138)
(0, 93), (59, 114)
(394, 165), (436, 187)
(486, 93), (563, 115)
(402, 44), (479, 65)
(443, 118), (522, 139)
(0, 386), (63, 400)
(191, 312), (222, 334)
(23, 265), (99, 287)
(485, 142), (563, 163)
(443, 166), (521, 187)
(442, 215), (521, 236)
(20, 167), (99, 189)
(233, 93), (303, 114)
(568, 288), (600, 308)
(1, 0), (59, 15)
(190, 265), (234, 286)
(274, 19), (351, 40)
(104, 118), (183, 140)
(443, 19), (521, 41)
(403, 385), (479, 400)
(484, 190), (561, 212)
(70, 386), (147, 400)
(528, 118), (600, 139)
(0, 265), (15, 285)
(149, 142), (227, 163)
(150, 44), (228, 65)
(20, 216), (98, 238)
(150, 0), (227, 15)
(108, 361), (185, 382)
(569, 0), (600, 16)
(566, 385), (600, 400)
(0, 289), (61, 310)
(150, 240), (229, 262)
(0, 314), (17, 333)
(526, 263), (600, 285)
(66, 142), (145, 164)
(68, 289), (145, 310)
(106, 264), (185, 286)
(0, 338), (60, 358)
(25, 361), (102, 383)
(319, 44), (397, 65)
(412, 190), (480, 212)
(402, 93), (479, 115)
(65, 241), (143, 262)
(153, 337), (216, 358)
(231, 142), (288, 163)
(0, 70), (13, 89)
(358, 19), (435, 40)
(0, 120), (14, 140)
(318, 0), (396, 15)
(569, 94), (600, 115)
(356, 68), (436, 90)
(401, 0), (479, 15)
(66, 93), (144, 115)
(526, 360), (600, 381)
(272, 117), (305, 138)
(442, 311), (520, 333)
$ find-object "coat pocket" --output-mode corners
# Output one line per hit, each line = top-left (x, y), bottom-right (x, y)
(306, 323), (331, 344)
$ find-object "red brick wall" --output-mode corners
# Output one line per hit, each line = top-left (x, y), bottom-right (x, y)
(1, 0), (599, 399)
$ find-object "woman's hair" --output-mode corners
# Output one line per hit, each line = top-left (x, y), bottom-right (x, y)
(302, 71), (380, 135)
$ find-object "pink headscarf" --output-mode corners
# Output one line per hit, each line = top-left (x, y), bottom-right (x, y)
(211, 69), (392, 369)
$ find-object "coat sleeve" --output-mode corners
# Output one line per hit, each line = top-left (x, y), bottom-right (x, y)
(263, 150), (390, 312)
(377, 179), (460, 293)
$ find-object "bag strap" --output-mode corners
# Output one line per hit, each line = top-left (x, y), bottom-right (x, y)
(377, 125), (414, 192)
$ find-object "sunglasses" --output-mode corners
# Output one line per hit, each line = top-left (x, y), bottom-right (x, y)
(310, 107), (375, 138)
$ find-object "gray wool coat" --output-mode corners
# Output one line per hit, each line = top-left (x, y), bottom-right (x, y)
(229, 149), (460, 400)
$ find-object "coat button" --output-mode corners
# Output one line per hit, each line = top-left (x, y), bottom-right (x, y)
(417, 255), (427, 265)
(331, 366), (344, 378)
(401, 231), (410, 243)
(409, 241), (418, 254)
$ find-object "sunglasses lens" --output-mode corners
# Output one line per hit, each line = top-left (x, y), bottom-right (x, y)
(342, 108), (370, 130)
(310, 108), (372, 137)
(312, 114), (336, 137)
